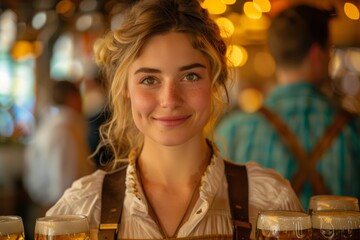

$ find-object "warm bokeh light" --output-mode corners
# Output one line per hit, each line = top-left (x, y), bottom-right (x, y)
(344, 2), (360, 20)
(239, 13), (270, 31)
(221, 0), (236, 5)
(202, 0), (227, 15)
(235, 14), (270, 44)
(253, 51), (276, 77)
(11, 41), (34, 60)
(215, 17), (235, 38)
(56, 0), (75, 16)
(227, 44), (248, 67)
(253, 0), (271, 13)
(226, 12), (243, 36)
(244, 1), (262, 19)
(238, 87), (264, 112)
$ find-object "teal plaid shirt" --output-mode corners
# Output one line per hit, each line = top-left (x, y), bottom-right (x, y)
(215, 82), (360, 210)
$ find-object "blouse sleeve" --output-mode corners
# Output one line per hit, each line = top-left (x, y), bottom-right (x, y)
(46, 170), (106, 229)
(246, 161), (304, 227)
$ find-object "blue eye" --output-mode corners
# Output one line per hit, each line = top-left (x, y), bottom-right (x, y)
(184, 73), (200, 82)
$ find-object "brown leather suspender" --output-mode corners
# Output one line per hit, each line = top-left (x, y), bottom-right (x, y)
(98, 164), (128, 240)
(224, 160), (251, 240)
(258, 106), (355, 196)
(98, 161), (251, 240)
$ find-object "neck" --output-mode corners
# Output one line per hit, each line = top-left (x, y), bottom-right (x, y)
(138, 137), (211, 188)
(276, 64), (312, 85)
(276, 52), (327, 86)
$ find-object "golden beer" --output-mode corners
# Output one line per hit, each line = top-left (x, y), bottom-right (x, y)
(35, 215), (89, 240)
(35, 232), (88, 240)
(308, 195), (359, 214)
(0, 216), (25, 240)
(255, 211), (312, 240)
(312, 211), (360, 240)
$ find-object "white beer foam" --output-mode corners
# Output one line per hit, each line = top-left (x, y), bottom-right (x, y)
(0, 216), (24, 235)
(312, 211), (360, 230)
(257, 211), (312, 231)
(35, 215), (89, 235)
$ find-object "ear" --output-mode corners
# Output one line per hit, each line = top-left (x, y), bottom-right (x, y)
(308, 43), (329, 80)
(308, 43), (322, 64)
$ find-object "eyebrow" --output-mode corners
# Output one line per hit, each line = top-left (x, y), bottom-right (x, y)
(134, 63), (207, 74)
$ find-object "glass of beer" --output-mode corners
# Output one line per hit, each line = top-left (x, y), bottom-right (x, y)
(0, 216), (24, 240)
(308, 195), (359, 214)
(312, 210), (360, 239)
(255, 210), (312, 240)
(35, 215), (89, 240)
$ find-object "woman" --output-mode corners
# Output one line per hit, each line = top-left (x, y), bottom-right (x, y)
(46, 0), (303, 239)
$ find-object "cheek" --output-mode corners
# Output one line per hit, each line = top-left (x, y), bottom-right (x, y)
(129, 89), (155, 118)
(191, 86), (211, 114)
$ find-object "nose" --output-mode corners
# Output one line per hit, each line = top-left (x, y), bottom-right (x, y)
(160, 81), (182, 109)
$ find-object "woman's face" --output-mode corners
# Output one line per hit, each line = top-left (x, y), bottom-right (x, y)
(127, 32), (211, 146)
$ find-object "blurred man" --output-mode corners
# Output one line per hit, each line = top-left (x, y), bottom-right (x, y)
(216, 4), (360, 210)
(24, 80), (94, 209)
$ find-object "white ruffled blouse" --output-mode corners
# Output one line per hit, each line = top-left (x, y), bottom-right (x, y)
(46, 153), (303, 239)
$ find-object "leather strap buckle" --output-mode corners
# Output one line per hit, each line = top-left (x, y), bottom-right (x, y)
(98, 224), (119, 240)
(99, 223), (118, 230)
(233, 220), (252, 240)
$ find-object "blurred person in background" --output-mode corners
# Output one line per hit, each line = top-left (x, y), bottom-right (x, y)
(216, 4), (360, 210)
(23, 80), (95, 218)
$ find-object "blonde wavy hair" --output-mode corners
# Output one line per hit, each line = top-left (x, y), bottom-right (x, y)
(95, 0), (230, 163)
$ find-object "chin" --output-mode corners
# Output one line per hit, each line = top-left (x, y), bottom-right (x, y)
(151, 134), (196, 147)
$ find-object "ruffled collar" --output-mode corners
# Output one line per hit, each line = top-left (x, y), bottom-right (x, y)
(125, 142), (225, 218)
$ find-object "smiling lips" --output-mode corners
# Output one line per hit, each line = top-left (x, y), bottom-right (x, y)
(154, 115), (191, 127)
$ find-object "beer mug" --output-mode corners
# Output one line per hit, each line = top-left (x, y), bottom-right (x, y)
(308, 195), (359, 214)
(35, 215), (89, 240)
(0, 216), (25, 240)
(312, 210), (360, 239)
(255, 210), (312, 240)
